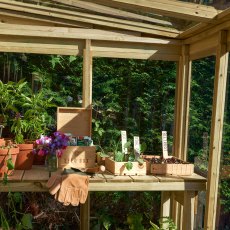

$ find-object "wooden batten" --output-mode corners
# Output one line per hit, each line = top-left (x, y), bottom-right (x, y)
(87, 0), (219, 22)
(204, 30), (229, 229)
(82, 40), (93, 108)
(189, 34), (218, 60)
(92, 40), (181, 61)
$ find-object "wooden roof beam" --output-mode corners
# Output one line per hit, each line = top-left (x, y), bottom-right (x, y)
(51, 0), (173, 27)
(0, 0), (180, 37)
(181, 7), (230, 41)
(84, 0), (219, 22)
(0, 24), (182, 45)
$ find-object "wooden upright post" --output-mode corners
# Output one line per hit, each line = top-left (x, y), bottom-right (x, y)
(173, 44), (191, 161)
(82, 39), (93, 108)
(80, 194), (90, 230)
(204, 30), (229, 230)
(172, 44), (191, 228)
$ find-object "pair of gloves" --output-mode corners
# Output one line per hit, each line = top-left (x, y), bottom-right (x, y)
(46, 173), (89, 206)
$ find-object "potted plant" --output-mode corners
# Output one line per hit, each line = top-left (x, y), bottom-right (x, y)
(0, 141), (19, 178)
(9, 83), (55, 169)
(104, 135), (147, 176)
(34, 131), (69, 172)
(0, 80), (27, 139)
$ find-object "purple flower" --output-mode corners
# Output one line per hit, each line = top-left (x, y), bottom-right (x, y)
(34, 132), (69, 158)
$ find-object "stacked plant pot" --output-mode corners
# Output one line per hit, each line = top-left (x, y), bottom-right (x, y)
(15, 142), (34, 170)
(0, 139), (19, 177)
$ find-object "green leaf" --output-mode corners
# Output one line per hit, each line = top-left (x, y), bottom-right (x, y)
(13, 192), (22, 204)
(114, 151), (124, 162)
(7, 157), (14, 170)
(69, 56), (77, 63)
(137, 158), (144, 165)
(149, 221), (159, 230)
(103, 218), (112, 230)
(125, 161), (133, 171)
(124, 141), (131, 149)
(21, 214), (33, 229)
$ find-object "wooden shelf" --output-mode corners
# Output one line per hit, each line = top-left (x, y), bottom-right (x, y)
(0, 165), (207, 192)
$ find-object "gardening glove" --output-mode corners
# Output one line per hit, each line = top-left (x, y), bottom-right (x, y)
(46, 174), (62, 195)
(57, 174), (89, 206)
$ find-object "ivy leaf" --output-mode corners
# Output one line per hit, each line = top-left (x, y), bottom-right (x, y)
(21, 213), (33, 229)
(125, 161), (133, 171)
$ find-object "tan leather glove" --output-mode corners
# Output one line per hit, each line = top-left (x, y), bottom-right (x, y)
(56, 174), (89, 206)
(46, 174), (62, 195)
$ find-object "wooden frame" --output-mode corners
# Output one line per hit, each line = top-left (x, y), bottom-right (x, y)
(0, 1), (229, 229)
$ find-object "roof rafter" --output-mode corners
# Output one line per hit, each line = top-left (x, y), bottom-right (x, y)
(180, 7), (230, 40)
(0, 0), (180, 37)
(0, 23), (182, 45)
(51, 0), (173, 26)
(83, 0), (220, 22)
(0, 9), (93, 28)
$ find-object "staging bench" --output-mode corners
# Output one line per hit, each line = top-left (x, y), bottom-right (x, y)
(0, 166), (207, 230)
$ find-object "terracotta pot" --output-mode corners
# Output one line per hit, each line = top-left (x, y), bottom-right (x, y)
(0, 146), (19, 177)
(15, 143), (34, 170)
(0, 138), (5, 147)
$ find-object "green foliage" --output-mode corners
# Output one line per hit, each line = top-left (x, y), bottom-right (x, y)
(220, 180), (230, 213)
(0, 192), (33, 230)
(9, 82), (55, 142)
(149, 217), (177, 230)
(126, 213), (144, 230)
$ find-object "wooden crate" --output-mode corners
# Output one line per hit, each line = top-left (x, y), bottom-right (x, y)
(105, 158), (146, 176)
(143, 155), (194, 176)
(58, 146), (96, 169)
(57, 107), (92, 137)
(57, 107), (96, 169)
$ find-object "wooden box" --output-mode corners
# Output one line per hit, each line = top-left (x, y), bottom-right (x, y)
(58, 146), (96, 169)
(143, 155), (194, 176)
(105, 157), (146, 176)
(57, 107), (92, 137)
(57, 107), (96, 169)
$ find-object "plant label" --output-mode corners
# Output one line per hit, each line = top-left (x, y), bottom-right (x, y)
(134, 136), (140, 159)
(121, 130), (128, 154)
(162, 131), (168, 158)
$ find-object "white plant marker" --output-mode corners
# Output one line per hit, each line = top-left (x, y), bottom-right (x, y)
(134, 136), (140, 159)
(121, 130), (128, 154)
(162, 131), (168, 158)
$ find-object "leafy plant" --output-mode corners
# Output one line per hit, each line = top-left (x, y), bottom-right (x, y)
(10, 85), (55, 143)
(0, 192), (33, 230)
(149, 217), (177, 230)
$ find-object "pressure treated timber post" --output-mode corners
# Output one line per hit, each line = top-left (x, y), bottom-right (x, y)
(182, 191), (196, 230)
(204, 30), (229, 230)
(80, 194), (90, 230)
(82, 39), (93, 108)
(160, 191), (171, 229)
(172, 45), (191, 228)
(173, 44), (191, 161)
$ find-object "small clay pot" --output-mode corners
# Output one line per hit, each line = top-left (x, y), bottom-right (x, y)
(0, 146), (19, 177)
(15, 144), (34, 170)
